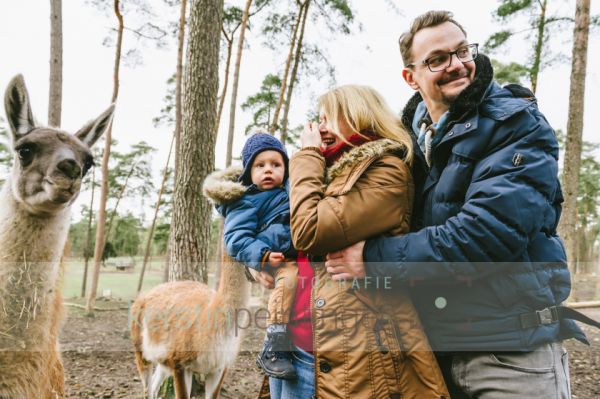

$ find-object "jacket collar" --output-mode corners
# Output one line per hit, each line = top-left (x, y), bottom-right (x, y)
(326, 138), (407, 183)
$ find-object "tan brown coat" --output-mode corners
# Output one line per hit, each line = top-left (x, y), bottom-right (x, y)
(286, 139), (449, 399)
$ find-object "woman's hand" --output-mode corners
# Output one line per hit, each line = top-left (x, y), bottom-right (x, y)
(301, 121), (322, 149)
(325, 241), (366, 280)
(248, 267), (275, 289)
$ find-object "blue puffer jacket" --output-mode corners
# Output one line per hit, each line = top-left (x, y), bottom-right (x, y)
(202, 166), (294, 270)
(364, 55), (587, 351)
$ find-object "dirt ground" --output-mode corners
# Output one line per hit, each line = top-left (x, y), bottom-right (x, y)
(62, 299), (600, 399)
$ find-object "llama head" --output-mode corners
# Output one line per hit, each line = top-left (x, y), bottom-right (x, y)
(3, 74), (115, 216)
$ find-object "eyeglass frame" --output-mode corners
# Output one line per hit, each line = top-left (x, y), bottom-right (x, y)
(406, 43), (479, 72)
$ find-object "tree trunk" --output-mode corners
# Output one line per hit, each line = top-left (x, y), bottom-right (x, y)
(104, 160), (138, 240)
(281, 1), (310, 143)
(48, 0), (62, 127)
(269, 1), (304, 135)
(216, 31), (234, 135)
(138, 135), (175, 293)
(173, 0), (187, 182)
(81, 165), (96, 298)
(530, 0), (548, 94)
(225, 0), (252, 166)
(559, 0), (590, 280)
(85, 0), (123, 315)
(168, 0), (223, 282)
(164, 0), (187, 274)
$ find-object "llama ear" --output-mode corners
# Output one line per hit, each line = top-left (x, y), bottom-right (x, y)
(4, 74), (37, 142)
(75, 104), (115, 148)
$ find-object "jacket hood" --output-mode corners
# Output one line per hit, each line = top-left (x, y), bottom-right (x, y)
(202, 166), (247, 205)
(401, 53), (495, 131)
(326, 138), (408, 183)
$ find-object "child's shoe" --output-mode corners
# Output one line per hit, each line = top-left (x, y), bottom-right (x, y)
(256, 325), (296, 380)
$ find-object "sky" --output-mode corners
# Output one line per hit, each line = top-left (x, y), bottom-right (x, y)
(0, 0), (598, 222)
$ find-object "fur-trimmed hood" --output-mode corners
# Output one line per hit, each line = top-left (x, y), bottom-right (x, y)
(202, 166), (246, 205)
(326, 138), (408, 183)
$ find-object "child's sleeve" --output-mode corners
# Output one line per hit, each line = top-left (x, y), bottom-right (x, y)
(223, 200), (271, 270)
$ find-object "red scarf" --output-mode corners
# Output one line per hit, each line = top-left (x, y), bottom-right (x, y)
(322, 132), (379, 166)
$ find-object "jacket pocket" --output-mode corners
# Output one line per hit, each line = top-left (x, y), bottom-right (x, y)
(373, 317), (406, 386)
(351, 289), (407, 389)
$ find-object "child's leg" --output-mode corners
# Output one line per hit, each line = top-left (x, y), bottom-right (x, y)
(257, 261), (298, 379)
(267, 262), (298, 325)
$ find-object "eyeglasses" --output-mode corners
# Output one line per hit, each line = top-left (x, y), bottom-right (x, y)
(408, 43), (479, 72)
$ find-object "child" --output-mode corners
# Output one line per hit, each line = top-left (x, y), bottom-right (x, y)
(202, 133), (298, 380)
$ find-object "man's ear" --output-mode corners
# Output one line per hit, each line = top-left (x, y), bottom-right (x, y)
(402, 67), (419, 90)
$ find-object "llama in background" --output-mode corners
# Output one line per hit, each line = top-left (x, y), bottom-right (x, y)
(130, 251), (251, 399)
(0, 75), (113, 398)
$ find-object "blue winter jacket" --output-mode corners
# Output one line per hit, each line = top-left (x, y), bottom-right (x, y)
(203, 166), (293, 270)
(364, 55), (587, 351)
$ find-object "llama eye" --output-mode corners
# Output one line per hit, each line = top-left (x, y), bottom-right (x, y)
(82, 158), (94, 175)
(16, 146), (35, 167)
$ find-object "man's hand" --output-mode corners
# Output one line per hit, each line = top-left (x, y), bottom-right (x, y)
(248, 268), (275, 289)
(301, 121), (322, 148)
(268, 252), (285, 268)
(326, 241), (366, 281)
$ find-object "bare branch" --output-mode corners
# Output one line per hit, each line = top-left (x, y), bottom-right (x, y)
(124, 22), (168, 40)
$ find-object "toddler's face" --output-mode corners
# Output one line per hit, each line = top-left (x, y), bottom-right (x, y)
(251, 150), (285, 190)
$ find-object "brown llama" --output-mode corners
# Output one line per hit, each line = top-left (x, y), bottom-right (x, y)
(0, 75), (113, 398)
(130, 252), (251, 399)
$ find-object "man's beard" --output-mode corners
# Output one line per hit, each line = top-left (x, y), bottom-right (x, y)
(439, 71), (470, 105)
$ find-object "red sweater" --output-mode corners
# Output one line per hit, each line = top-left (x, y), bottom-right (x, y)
(288, 252), (313, 352)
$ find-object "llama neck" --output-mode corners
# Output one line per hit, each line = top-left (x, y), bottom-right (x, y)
(214, 256), (250, 312)
(0, 184), (71, 263)
(0, 183), (70, 350)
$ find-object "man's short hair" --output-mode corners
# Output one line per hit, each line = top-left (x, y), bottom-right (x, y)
(399, 10), (467, 66)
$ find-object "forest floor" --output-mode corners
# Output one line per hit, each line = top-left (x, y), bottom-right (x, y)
(62, 278), (600, 399)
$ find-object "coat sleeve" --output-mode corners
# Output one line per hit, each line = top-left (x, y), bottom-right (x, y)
(364, 108), (564, 283)
(290, 149), (413, 256)
(223, 199), (270, 270)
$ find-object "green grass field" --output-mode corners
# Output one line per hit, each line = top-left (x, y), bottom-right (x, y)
(62, 257), (166, 300)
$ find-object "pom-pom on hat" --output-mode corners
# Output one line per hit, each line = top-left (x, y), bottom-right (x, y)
(240, 133), (289, 185)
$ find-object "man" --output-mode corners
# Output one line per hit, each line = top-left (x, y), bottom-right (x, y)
(324, 10), (595, 398)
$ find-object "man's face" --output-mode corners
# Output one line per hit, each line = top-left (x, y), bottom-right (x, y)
(402, 22), (476, 116)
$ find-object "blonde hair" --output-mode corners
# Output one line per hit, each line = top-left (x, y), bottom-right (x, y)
(318, 84), (413, 164)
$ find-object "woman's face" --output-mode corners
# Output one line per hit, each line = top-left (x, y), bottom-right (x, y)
(318, 109), (354, 149)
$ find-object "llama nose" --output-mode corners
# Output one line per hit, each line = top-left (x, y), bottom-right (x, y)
(56, 159), (81, 179)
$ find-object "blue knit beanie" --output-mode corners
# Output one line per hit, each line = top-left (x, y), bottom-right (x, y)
(240, 133), (289, 185)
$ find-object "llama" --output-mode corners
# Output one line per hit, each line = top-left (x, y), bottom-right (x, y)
(131, 253), (251, 399)
(0, 75), (114, 398)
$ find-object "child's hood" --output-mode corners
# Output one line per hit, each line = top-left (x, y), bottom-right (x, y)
(202, 165), (246, 205)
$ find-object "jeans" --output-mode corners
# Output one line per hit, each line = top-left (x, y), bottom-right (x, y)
(269, 346), (315, 399)
(437, 342), (571, 398)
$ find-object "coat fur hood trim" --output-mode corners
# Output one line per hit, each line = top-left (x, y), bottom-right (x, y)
(202, 166), (246, 205)
(326, 138), (407, 183)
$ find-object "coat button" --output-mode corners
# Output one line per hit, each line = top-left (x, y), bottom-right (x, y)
(319, 361), (332, 373)
(315, 298), (325, 308)
(465, 122), (471, 128)
(448, 131), (454, 136)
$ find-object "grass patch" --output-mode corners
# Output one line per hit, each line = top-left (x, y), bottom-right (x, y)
(63, 257), (166, 300)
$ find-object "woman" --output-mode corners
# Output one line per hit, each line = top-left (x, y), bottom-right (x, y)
(256, 85), (448, 399)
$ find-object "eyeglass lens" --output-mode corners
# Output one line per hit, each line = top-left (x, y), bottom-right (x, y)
(428, 45), (477, 72)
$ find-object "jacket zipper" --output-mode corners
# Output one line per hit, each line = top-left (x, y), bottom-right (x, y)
(310, 265), (318, 398)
